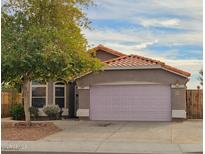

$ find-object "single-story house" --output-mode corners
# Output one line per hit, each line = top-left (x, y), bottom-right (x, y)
(28, 44), (191, 121)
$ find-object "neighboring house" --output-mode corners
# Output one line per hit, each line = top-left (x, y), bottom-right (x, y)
(29, 44), (191, 121)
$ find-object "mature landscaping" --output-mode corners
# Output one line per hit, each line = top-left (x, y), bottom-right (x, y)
(9, 103), (65, 121)
(2, 121), (61, 141)
(1, 0), (103, 125)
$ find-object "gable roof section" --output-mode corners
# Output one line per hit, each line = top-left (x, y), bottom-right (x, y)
(104, 55), (191, 77)
(89, 44), (126, 57)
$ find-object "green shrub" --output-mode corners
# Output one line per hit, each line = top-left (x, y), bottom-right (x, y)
(29, 106), (39, 120)
(43, 105), (60, 120)
(10, 103), (25, 120)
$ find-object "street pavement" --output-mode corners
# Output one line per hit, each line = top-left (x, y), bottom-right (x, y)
(1, 140), (202, 154)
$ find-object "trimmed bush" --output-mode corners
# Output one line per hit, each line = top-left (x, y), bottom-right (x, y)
(10, 103), (25, 120)
(29, 106), (39, 120)
(43, 105), (60, 120)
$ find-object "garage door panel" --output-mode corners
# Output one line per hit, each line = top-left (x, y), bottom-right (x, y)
(91, 111), (171, 121)
(90, 85), (171, 121)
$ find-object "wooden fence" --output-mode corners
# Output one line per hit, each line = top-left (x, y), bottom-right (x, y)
(1, 92), (22, 117)
(186, 89), (203, 119)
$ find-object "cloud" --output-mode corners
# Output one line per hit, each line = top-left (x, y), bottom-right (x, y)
(87, 0), (202, 32)
(134, 40), (158, 50)
(83, 28), (202, 48)
(88, 0), (202, 22)
(137, 18), (180, 27)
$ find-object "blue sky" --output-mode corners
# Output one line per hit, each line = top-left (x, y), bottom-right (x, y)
(83, 0), (203, 89)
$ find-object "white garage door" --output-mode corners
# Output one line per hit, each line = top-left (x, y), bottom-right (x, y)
(90, 85), (171, 121)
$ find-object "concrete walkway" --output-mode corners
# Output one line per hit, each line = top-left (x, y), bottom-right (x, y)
(1, 140), (202, 154)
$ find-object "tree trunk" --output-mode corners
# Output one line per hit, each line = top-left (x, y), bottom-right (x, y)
(23, 79), (31, 126)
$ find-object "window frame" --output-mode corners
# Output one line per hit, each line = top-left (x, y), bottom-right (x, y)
(53, 81), (66, 108)
(30, 81), (48, 108)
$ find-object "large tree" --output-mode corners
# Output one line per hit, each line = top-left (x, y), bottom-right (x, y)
(2, 0), (102, 125)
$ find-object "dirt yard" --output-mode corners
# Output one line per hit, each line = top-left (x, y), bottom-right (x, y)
(2, 122), (61, 141)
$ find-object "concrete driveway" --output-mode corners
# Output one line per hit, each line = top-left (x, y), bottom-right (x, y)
(41, 120), (202, 144)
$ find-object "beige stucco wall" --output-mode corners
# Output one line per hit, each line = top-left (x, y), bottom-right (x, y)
(77, 69), (187, 86)
(171, 88), (186, 110)
(78, 89), (90, 109)
(66, 84), (70, 109)
(76, 69), (189, 119)
(47, 81), (54, 105)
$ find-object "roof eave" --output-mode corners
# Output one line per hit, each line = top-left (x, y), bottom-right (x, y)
(161, 67), (191, 78)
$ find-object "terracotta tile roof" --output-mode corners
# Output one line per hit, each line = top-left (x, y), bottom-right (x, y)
(104, 55), (191, 77)
(163, 64), (191, 77)
(89, 44), (126, 57)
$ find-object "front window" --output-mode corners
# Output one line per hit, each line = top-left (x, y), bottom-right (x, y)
(54, 82), (65, 108)
(31, 81), (47, 108)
